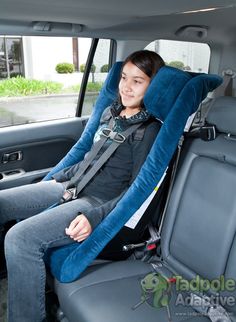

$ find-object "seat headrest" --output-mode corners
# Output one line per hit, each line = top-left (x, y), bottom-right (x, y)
(99, 61), (122, 100)
(144, 66), (191, 121)
(145, 67), (222, 121)
(206, 96), (236, 135)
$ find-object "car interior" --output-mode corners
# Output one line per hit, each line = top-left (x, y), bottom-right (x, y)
(1, 1), (236, 322)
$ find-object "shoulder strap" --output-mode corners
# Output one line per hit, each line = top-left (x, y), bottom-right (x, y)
(73, 122), (142, 198)
(62, 121), (143, 203)
(214, 72), (233, 97)
(67, 117), (113, 189)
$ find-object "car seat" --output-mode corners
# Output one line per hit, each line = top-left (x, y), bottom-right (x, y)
(46, 63), (221, 284)
(54, 96), (236, 322)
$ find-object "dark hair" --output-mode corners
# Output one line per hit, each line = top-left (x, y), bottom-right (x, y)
(122, 50), (165, 79)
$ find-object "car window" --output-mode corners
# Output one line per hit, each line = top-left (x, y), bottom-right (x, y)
(0, 37), (23, 79)
(0, 36), (111, 127)
(80, 39), (111, 117)
(145, 39), (210, 73)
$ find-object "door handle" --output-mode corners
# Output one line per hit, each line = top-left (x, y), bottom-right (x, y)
(0, 168), (25, 181)
(2, 151), (23, 164)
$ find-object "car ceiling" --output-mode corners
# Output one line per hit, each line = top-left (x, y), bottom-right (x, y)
(0, 0), (236, 45)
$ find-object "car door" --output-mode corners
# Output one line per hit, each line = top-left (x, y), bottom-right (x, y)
(0, 37), (113, 190)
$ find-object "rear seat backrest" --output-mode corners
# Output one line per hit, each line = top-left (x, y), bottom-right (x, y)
(54, 96), (235, 322)
(161, 96), (236, 315)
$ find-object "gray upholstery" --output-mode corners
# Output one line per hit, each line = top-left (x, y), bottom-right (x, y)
(55, 261), (210, 322)
(206, 96), (236, 135)
(55, 97), (236, 322)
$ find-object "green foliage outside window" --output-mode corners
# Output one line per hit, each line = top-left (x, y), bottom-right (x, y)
(167, 61), (185, 70)
(80, 63), (96, 73)
(55, 62), (75, 74)
(100, 64), (109, 73)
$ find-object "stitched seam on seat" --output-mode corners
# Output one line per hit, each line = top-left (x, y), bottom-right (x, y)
(67, 273), (149, 297)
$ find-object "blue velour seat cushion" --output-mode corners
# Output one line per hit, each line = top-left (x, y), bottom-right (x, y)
(46, 64), (222, 283)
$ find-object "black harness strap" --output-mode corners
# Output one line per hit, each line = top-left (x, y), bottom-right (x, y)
(61, 121), (143, 203)
(67, 118), (114, 190)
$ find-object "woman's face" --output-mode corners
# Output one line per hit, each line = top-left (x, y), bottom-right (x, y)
(119, 61), (151, 109)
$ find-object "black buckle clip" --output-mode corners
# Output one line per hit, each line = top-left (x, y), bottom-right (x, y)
(200, 125), (216, 141)
(122, 225), (160, 252)
(188, 124), (217, 141)
(122, 237), (160, 252)
(61, 188), (77, 203)
(101, 128), (126, 143)
(122, 242), (146, 252)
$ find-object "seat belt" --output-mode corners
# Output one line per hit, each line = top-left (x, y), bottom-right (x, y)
(67, 117), (114, 187)
(214, 70), (234, 97)
(190, 293), (232, 322)
(144, 122), (218, 251)
(60, 120), (143, 204)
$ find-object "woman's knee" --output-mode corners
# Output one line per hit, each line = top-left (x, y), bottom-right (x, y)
(4, 221), (31, 257)
(0, 190), (12, 224)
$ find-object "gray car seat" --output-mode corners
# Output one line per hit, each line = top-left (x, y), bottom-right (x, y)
(54, 96), (236, 322)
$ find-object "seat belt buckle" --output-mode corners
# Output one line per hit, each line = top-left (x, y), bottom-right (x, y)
(208, 305), (231, 322)
(61, 187), (77, 203)
(146, 243), (156, 251)
(122, 237), (160, 252)
(146, 236), (160, 251)
(145, 224), (161, 251)
(122, 225), (161, 252)
(101, 128), (126, 143)
(146, 239), (159, 251)
(200, 125), (216, 141)
(190, 293), (232, 322)
(190, 293), (211, 315)
(122, 242), (146, 252)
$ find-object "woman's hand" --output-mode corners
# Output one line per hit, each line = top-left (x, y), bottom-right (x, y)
(65, 214), (92, 242)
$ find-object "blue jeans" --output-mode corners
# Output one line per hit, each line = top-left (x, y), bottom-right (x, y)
(0, 181), (103, 322)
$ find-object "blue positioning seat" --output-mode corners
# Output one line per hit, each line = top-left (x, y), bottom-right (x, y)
(46, 63), (222, 283)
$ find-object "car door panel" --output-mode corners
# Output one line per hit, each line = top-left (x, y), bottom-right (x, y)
(0, 117), (88, 190)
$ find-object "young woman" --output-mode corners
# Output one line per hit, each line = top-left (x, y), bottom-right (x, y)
(0, 50), (165, 322)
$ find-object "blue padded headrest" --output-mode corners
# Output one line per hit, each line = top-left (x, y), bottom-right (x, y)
(144, 66), (191, 121)
(206, 96), (236, 135)
(47, 63), (222, 282)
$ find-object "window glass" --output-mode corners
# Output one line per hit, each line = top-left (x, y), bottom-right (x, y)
(82, 39), (111, 116)
(0, 36), (110, 127)
(145, 40), (210, 73)
(0, 37), (23, 80)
